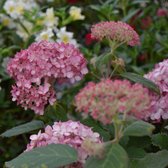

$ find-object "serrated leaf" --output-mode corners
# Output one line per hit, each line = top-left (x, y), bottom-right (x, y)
(1, 120), (44, 137)
(123, 121), (155, 137)
(120, 72), (160, 94)
(131, 150), (168, 168)
(152, 134), (168, 150)
(5, 144), (78, 168)
(84, 143), (128, 168)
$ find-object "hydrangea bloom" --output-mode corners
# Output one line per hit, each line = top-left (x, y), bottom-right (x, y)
(26, 120), (101, 167)
(7, 41), (88, 114)
(75, 79), (150, 124)
(91, 21), (140, 46)
(144, 59), (168, 121)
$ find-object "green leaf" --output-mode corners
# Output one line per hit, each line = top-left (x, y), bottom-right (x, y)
(84, 143), (129, 168)
(82, 118), (111, 141)
(93, 43), (101, 55)
(130, 150), (168, 168)
(127, 147), (146, 159)
(1, 120), (44, 137)
(122, 9), (140, 22)
(95, 52), (112, 68)
(120, 72), (160, 94)
(123, 120), (155, 137)
(152, 134), (168, 150)
(126, 136), (151, 148)
(5, 144), (78, 168)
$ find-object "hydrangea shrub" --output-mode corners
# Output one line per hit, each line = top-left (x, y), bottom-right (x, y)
(1, 1), (168, 168)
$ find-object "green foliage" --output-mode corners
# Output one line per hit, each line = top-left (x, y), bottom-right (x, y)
(120, 72), (160, 94)
(84, 143), (129, 168)
(123, 120), (155, 137)
(0, 0), (168, 167)
(130, 150), (168, 168)
(1, 120), (44, 137)
(5, 144), (78, 168)
(151, 134), (168, 150)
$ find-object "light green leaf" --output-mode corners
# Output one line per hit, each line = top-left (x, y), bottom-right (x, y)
(84, 143), (128, 168)
(120, 72), (160, 94)
(5, 144), (78, 168)
(123, 120), (155, 137)
(1, 120), (44, 137)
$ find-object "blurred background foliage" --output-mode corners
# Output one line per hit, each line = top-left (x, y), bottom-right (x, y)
(0, 0), (168, 166)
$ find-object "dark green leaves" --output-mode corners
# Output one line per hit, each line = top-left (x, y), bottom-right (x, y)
(152, 134), (168, 150)
(130, 150), (168, 168)
(1, 120), (44, 137)
(120, 72), (160, 94)
(84, 143), (128, 168)
(123, 121), (155, 137)
(5, 144), (78, 168)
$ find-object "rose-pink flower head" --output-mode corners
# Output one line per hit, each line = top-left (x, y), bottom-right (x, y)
(75, 79), (150, 124)
(26, 120), (101, 166)
(7, 41), (88, 115)
(144, 59), (168, 121)
(157, 8), (168, 17)
(91, 21), (140, 46)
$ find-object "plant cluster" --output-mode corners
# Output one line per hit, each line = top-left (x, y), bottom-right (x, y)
(0, 0), (168, 168)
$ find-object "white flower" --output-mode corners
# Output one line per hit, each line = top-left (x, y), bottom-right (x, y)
(22, 0), (38, 10)
(69, 6), (85, 21)
(16, 20), (33, 41)
(57, 27), (78, 46)
(4, 0), (24, 19)
(4, 0), (38, 19)
(0, 14), (15, 28)
(35, 28), (54, 41)
(43, 8), (59, 28)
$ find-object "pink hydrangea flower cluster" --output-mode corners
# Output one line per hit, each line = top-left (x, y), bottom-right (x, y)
(91, 21), (140, 46)
(144, 59), (168, 121)
(26, 120), (101, 167)
(7, 41), (88, 115)
(75, 79), (150, 124)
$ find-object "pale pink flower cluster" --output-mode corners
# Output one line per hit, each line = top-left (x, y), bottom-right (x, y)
(7, 41), (88, 115)
(91, 21), (140, 46)
(75, 79), (150, 124)
(144, 59), (168, 121)
(26, 120), (101, 167)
